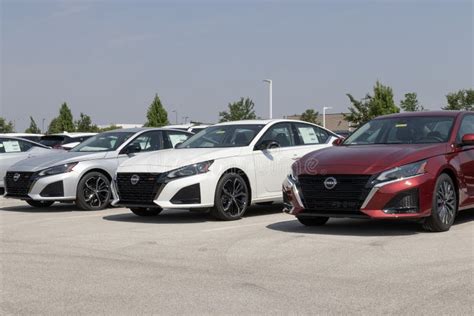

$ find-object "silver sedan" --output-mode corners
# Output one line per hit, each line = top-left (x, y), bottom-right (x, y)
(4, 128), (192, 210)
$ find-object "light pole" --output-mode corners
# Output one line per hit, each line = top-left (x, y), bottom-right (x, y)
(263, 79), (272, 119)
(172, 110), (178, 124)
(42, 118), (45, 133)
(323, 106), (332, 128)
(183, 116), (189, 124)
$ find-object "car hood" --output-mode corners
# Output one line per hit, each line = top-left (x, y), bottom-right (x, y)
(296, 143), (449, 175)
(8, 151), (108, 172)
(119, 147), (244, 173)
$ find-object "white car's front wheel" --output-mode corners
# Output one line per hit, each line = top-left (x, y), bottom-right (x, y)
(211, 172), (249, 221)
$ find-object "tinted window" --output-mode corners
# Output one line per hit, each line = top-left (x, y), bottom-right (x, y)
(345, 116), (455, 145)
(127, 131), (163, 152)
(181, 125), (264, 148)
(258, 123), (294, 148)
(71, 132), (135, 152)
(293, 123), (330, 145)
(457, 115), (474, 143)
(40, 136), (66, 147)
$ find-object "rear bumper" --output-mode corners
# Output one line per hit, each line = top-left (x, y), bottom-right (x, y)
(283, 173), (435, 219)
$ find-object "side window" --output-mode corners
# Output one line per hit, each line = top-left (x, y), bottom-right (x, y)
(258, 123), (294, 148)
(457, 115), (474, 143)
(0, 138), (24, 153)
(293, 123), (330, 145)
(164, 131), (191, 149)
(19, 140), (34, 151)
(128, 131), (163, 152)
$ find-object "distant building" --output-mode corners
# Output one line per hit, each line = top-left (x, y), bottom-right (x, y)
(286, 112), (353, 133)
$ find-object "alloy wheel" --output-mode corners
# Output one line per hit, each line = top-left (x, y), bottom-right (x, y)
(220, 177), (248, 216)
(436, 179), (456, 225)
(83, 176), (110, 208)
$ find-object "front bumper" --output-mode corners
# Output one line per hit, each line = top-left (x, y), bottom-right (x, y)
(283, 173), (435, 219)
(112, 172), (218, 209)
(4, 171), (79, 201)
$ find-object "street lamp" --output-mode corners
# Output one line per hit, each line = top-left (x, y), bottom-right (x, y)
(263, 79), (272, 119)
(172, 110), (178, 124)
(323, 106), (332, 128)
(183, 116), (189, 124)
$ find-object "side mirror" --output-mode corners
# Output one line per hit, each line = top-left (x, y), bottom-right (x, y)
(124, 144), (141, 155)
(461, 134), (474, 146)
(256, 140), (280, 150)
(174, 142), (183, 149)
(332, 138), (345, 146)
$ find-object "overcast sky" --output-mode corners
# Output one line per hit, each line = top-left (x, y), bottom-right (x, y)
(1, 0), (473, 131)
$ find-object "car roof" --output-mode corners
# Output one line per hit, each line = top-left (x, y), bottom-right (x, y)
(47, 132), (97, 137)
(0, 133), (44, 137)
(376, 110), (465, 120)
(100, 127), (193, 134)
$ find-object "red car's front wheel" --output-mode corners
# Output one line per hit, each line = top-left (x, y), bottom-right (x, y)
(423, 174), (458, 232)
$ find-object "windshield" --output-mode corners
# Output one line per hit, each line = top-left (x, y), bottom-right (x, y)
(71, 132), (135, 152)
(344, 116), (455, 145)
(180, 124), (264, 148)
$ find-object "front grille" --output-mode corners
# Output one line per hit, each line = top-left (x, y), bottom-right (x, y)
(116, 173), (162, 205)
(298, 174), (372, 213)
(5, 172), (36, 197)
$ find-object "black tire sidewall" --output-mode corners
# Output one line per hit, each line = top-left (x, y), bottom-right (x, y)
(76, 172), (111, 211)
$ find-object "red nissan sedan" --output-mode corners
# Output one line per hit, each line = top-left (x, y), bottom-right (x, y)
(283, 111), (474, 232)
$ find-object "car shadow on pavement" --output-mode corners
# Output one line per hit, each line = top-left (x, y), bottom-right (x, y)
(103, 204), (284, 224)
(266, 209), (474, 237)
(0, 203), (78, 213)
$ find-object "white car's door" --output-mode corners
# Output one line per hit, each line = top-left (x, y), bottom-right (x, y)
(252, 122), (299, 199)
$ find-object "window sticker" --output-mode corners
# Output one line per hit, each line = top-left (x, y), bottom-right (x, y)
(3, 141), (21, 153)
(298, 127), (318, 144)
(396, 123), (407, 128)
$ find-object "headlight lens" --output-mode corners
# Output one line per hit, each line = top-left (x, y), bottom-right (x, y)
(375, 160), (427, 184)
(37, 162), (78, 177)
(166, 160), (214, 180)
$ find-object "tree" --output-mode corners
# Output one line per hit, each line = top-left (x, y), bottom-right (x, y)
(219, 97), (257, 122)
(300, 109), (320, 124)
(345, 81), (399, 127)
(24, 116), (42, 134)
(443, 89), (474, 111)
(75, 113), (99, 132)
(144, 94), (169, 127)
(400, 92), (424, 112)
(48, 102), (75, 133)
(0, 117), (14, 133)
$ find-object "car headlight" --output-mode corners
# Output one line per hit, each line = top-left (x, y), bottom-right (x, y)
(165, 160), (214, 180)
(37, 162), (78, 177)
(289, 165), (298, 182)
(375, 160), (427, 184)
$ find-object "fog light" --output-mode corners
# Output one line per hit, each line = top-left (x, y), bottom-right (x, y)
(383, 189), (419, 214)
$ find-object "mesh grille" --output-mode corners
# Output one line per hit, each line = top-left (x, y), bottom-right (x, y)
(5, 172), (35, 197)
(116, 173), (161, 205)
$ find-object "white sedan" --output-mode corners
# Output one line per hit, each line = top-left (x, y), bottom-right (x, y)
(112, 119), (338, 220)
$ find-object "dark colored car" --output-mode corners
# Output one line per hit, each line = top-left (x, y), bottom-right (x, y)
(283, 111), (474, 232)
(39, 133), (96, 150)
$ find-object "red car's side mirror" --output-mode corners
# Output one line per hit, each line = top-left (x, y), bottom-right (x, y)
(461, 134), (474, 146)
(332, 138), (344, 146)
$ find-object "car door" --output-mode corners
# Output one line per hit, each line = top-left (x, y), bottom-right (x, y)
(456, 114), (474, 207)
(252, 122), (298, 199)
(162, 130), (192, 149)
(291, 122), (335, 160)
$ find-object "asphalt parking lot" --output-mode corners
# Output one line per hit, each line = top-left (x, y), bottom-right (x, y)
(0, 198), (472, 315)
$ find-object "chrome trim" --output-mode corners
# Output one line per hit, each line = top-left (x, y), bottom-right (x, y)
(283, 175), (305, 214)
(361, 174), (424, 210)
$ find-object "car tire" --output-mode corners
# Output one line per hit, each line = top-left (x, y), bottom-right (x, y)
(76, 172), (111, 210)
(26, 200), (55, 208)
(297, 216), (329, 226)
(130, 207), (162, 216)
(210, 172), (250, 221)
(422, 173), (458, 232)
